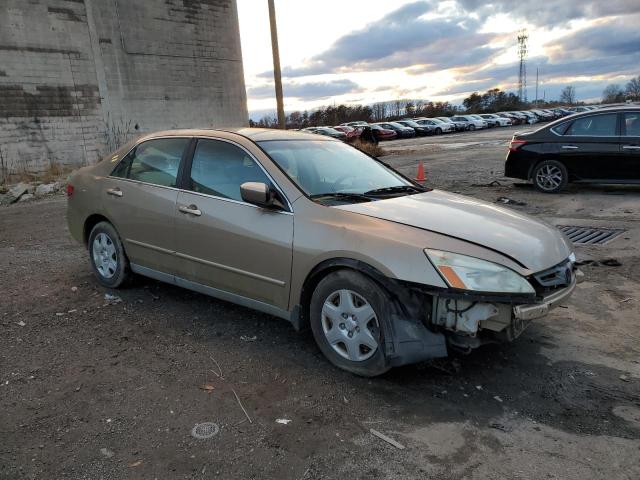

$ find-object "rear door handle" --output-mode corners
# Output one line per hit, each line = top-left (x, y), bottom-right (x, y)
(178, 204), (202, 216)
(106, 187), (123, 197)
(561, 145), (578, 149)
(622, 145), (640, 150)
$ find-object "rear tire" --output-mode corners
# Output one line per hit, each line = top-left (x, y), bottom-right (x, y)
(532, 160), (568, 193)
(310, 270), (390, 377)
(88, 221), (131, 288)
(469, 124), (476, 131)
(435, 127), (442, 135)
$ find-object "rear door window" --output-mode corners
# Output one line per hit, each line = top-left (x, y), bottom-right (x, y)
(565, 114), (618, 136)
(622, 112), (640, 136)
(112, 138), (189, 187)
(187, 139), (271, 202)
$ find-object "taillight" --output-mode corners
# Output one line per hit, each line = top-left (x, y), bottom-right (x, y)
(508, 139), (527, 152)
(66, 184), (74, 196)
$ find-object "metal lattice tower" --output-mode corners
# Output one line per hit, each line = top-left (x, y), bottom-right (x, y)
(517, 29), (528, 103)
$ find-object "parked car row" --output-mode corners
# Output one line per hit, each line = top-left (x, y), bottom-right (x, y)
(300, 107), (598, 142)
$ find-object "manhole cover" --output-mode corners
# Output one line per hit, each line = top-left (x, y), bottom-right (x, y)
(191, 422), (219, 439)
(557, 226), (625, 246)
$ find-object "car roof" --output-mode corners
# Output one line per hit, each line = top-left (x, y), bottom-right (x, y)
(132, 127), (337, 143)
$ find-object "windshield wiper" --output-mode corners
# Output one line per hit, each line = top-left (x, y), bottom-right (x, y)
(310, 192), (373, 202)
(363, 185), (426, 196)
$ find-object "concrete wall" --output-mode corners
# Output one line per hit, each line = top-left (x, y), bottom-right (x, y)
(0, 0), (248, 179)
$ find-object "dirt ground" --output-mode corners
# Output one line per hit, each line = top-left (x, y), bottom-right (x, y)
(1, 126), (639, 479)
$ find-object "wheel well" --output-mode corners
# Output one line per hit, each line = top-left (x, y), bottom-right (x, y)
(83, 214), (110, 246)
(296, 258), (399, 331)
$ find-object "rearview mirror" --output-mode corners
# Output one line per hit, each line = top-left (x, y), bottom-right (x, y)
(240, 182), (284, 210)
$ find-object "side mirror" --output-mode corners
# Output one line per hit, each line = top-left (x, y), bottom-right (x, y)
(240, 182), (284, 210)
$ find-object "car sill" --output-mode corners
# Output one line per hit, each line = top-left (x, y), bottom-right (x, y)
(130, 263), (292, 322)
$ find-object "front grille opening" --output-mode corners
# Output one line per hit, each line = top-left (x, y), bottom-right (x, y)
(557, 226), (625, 246)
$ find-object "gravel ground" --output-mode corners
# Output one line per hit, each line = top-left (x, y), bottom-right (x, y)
(1, 127), (639, 479)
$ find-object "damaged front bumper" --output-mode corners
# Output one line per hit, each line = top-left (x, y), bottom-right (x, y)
(430, 269), (582, 350)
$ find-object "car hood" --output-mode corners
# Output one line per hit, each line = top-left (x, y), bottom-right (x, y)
(335, 190), (572, 273)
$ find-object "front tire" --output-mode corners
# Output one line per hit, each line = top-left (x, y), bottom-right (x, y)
(469, 124), (476, 131)
(310, 270), (390, 377)
(434, 127), (442, 135)
(88, 221), (131, 288)
(532, 160), (568, 193)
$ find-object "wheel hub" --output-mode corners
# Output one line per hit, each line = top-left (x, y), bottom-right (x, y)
(321, 289), (379, 362)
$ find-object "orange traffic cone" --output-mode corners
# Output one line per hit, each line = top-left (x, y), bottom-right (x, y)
(415, 161), (426, 182)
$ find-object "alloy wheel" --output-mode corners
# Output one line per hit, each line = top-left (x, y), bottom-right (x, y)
(321, 289), (379, 362)
(535, 165), (564, 191)
(92, 232), (118, 279)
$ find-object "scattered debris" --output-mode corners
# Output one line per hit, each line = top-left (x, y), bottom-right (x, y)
(493, 395), (503, 403)
(472, 180), (502, 187)
(200, 384), (215, 393)
(34, 182), (61, 197)
(100, 447), (114, 458)
(1, 182), (31, 205)
(619, 375), (630, 382)
(232, 388), (252, 424)
(71, 286), (78, 292)
(191, 422), (220, 440)
(369, 428), (405, 450)
(104, 293), (122, 304)
(18, 193), (34, 203)
(496, 196), (527, 206)
(128, 460), (143, 468)
(475, 385), (483, 390)
(489, 422), (511, 432)
(620, 298), (633, 303)
(210, 354), (224, 378)
(17, 320), (26, 327)
(276, 418), (292, 425)
(240, 335), (257, 342)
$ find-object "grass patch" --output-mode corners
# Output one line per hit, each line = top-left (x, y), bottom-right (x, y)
(351, 138), (386, 157)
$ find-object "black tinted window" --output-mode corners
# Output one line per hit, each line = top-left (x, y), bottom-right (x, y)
(623, 113), (640, 136)
(565, 114), (617, 136)
(112, 138), (188, 187)
(188, 140), (270, 201)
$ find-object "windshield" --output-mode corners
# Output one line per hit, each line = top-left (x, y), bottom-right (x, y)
(388, 122), (406, 129)
(399, 120), (420, 127)
(258, 140), (413, 200)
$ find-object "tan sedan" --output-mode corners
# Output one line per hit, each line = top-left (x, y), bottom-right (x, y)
(67, 128), (579, 376)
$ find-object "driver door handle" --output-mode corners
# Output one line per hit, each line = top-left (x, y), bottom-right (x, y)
(561, 145), (578, 149)
(106, 187), (123, 197)
(179, 204), (202, 216)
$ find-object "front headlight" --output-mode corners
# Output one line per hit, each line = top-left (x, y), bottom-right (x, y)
(425, 249), (535, 294)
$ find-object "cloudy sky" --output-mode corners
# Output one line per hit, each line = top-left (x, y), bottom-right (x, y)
(236, 0), (639, 117)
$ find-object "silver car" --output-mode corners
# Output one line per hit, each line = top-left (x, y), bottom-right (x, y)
(67, 128), (579, 376)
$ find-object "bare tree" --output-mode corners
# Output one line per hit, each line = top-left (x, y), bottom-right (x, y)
(602, 84), (625, 103)
(559, 85), (576, 105)
(626, 76), (640, 101)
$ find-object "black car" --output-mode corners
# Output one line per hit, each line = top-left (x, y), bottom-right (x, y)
(396, 119), (433, 136)
(374, 122), (416, 138)
(505, 107), (640, 193)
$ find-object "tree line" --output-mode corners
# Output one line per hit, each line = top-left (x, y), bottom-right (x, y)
(250, 75), (640, 129)
(601, 75), (640, 103)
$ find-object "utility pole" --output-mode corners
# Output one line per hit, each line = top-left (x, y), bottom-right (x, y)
(268, 0), (285, 129)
